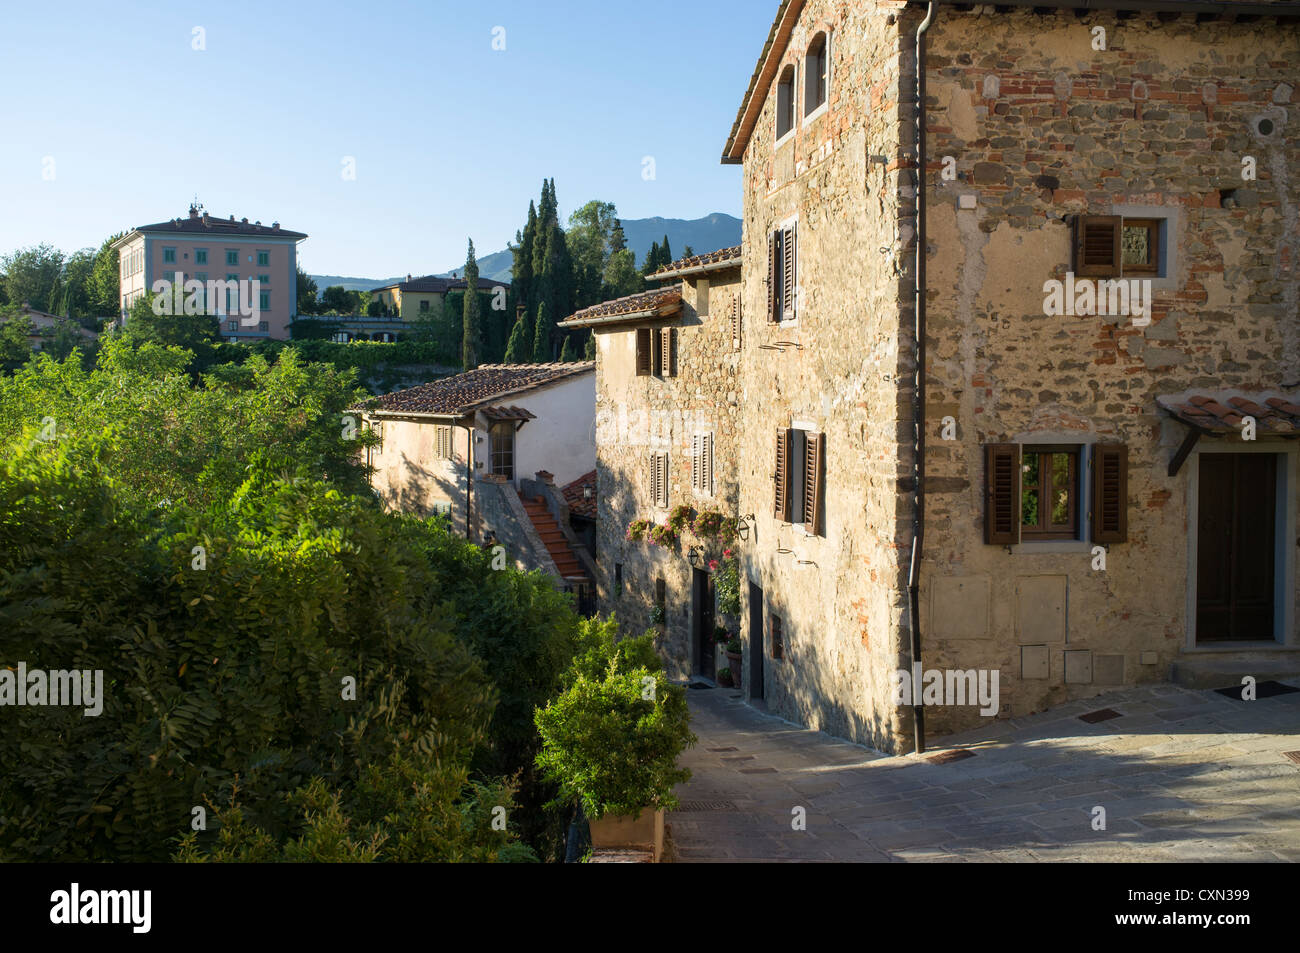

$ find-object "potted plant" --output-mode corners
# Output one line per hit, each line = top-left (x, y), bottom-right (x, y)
(716, 666), (733, 688)
(535, 631), (696, 862)
(725, 637), (742, 685)
(648, 603), (666, 628)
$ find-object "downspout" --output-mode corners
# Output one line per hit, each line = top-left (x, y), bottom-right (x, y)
(461, 420), (475, 540)
(907, 1), (935, 755)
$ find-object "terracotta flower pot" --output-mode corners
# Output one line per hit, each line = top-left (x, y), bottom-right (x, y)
(725, 650), (742, 684)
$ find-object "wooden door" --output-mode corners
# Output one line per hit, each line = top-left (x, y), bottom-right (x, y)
(693, 569), (715, 675)
(748, 581), (764, 699)
(1197, 454), (1277, 641)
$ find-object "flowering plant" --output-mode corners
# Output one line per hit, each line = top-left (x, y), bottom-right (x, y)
(714, 549), (741, 617)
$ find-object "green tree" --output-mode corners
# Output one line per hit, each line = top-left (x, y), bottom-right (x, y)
(660, 234), (673, 266)
(559, 334), (578, 363)
(503, 312), (531, 363)
(603, 248), (644, 300)
(118, 293), (221, 371)
(296, 267), (319, 315)
(531, 302), (554, 363)
(89, 234), (125, 319)
(2, 244), (64, 312)
(568, 200), (618, 310)
(0, 313), (34, 373)
(461, 239), (482, 370)
(641, 240), (661, 277)
(319, 285), (354, 314)
(511, 201), (537, 314)
(583, 332), (596, 361)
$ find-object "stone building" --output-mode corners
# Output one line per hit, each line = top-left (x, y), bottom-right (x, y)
(559, 248), (744, 679)
(361, 363), (597, 595)
(717, 0), (1299, 751)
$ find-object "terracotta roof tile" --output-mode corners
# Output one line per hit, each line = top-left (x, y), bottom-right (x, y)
(481, 405), (536, 421)
(559, 287), (682, 327)
(1158, 391), (1300, 435)
(370, 363), (592, 416)
(562, 470), (598, 520)
(650, 245), (743, 280)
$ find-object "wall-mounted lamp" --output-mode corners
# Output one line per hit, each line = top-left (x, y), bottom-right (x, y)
(686, 545), (703, 566)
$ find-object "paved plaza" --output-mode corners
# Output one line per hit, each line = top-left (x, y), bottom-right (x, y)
(669, 682), (1300, 862)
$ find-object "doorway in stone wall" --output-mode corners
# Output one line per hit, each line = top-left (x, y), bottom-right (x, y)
(1196, 452), (1279, 642)
(692, 568), (715, 676)
(748, 581), (764, 699)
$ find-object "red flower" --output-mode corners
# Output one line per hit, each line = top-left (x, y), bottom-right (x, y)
(708, 559), (719, 571)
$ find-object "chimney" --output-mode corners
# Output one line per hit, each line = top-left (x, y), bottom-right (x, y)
(229, 215), (235, 221)
(202, 212), (209, 226)
(272, 221), (279, 231)
(189, 205), (199, 220)
(406, 274), (412, 282)
(241, 217), (248, 224)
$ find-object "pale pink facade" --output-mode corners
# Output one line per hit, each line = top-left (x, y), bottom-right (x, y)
(113, 206), (307, 341)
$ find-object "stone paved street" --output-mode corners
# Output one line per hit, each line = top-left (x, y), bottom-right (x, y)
(668, 682), (1300, 862)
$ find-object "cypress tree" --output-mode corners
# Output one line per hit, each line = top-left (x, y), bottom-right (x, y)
(531, 302), (554, 363)
(503, 312), (530, 363)
(461, 239), (482, 370)
(642, 240), (660, 276)
(559, 334), (578, 363)
(512, 200), (537, 312)
(661, 234), (672, 266)
(610, 219), (627, 253)
(583, 331), (596, 361)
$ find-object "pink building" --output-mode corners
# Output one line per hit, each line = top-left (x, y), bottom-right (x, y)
(112, 204), (308, 340)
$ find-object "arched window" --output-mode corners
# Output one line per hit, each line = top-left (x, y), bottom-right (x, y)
(804, 32), (828, 115)
(776, 64), (796, 140)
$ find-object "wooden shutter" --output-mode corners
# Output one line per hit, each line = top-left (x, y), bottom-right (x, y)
(691, 434), (701, 492)
(659, 328), (676, 377)
(1091, 443), (1128, 544)
(803, 431), (824, 534)
(781, 224), (797, 321)
(636, 328), (651, 375)
(1075, 215), (1121, 278)
(774, 428), (793, 521)
(649, 452), (659, 507)
(984, 443), (1021, 545)
(767, 231), (778, 322)
(730, 295), (742, 350)
(704, 433), (713, 495)
(660, 452), (670, 507)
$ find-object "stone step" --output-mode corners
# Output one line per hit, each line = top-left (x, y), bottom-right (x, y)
(1170, 650), (1300, 689)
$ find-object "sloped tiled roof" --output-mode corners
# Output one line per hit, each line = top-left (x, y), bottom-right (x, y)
(650, 245), (743, 281)
(128, 214), (307, 240)
(559, 287), (682, 328)
(1157, 392), (1300, 435)
(375, 274), (512, 294)
(481, 405), (536, 421)
(370, 363), (593, 416)
(562, 470), (598, 520)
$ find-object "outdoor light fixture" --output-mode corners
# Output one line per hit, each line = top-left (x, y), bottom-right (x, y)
(687, 545), (703, 565)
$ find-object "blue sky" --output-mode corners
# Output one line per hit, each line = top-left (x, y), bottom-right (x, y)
(0, 0), (772, 278)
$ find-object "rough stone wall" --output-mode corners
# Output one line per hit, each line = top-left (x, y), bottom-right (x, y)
(736, 0), (914, 752)
(594, 270), (743, 680)
(916, 8), (1300, 736)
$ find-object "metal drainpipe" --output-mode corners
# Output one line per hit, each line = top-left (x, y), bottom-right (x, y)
(908, 1), (936, 756)
(461, 421), (474, 539)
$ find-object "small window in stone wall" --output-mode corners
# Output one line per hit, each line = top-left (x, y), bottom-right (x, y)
(615, 563), (624, 598)
(1075, 215), (1164, 278)
(776, 64), (796, 140)
(804, 32), (829, 116)
(655, 577), (665, 609)
(771, 614), (784, 660)
(435, 425), (453, 461)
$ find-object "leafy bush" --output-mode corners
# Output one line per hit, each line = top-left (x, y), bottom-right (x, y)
(0, 439), (509, 862)
(714, 549), (741, 617)
(535, 627), (695, 819)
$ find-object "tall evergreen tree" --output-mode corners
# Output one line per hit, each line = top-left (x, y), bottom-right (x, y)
(461, 239), (482, 370)
(610, 219), (627, 253)
(511, 200), (537, 313)
(660, 234), (673, 266)
(503, 312), (530, 363)
(642, 240), (661, 277)
(559, 334), (578, 363)
(583, 331), (596, 361)
(531, 302), (554, 363)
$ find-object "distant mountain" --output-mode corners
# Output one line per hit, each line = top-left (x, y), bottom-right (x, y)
(313, 212), (743, 293)
(309, 274), (403, 293)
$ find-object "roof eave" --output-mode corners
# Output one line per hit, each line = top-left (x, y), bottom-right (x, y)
(649, 256), (743, 282)
(559, 302), (682, 329)
(722, 0), (803, 164)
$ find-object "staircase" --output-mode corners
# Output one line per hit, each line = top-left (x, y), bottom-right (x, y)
(521, 495), (588, 581)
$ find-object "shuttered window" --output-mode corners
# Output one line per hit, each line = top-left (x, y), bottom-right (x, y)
(767, 232), (778, 322)
(692, 433), (714, 495)
(656, 327), (677, 377)
(636, 328), (652, 375)
(1090, 443), (1128, 544)
(773, 429), (792, 521)
(435, 425), (452, 460)
(802, 432), (824, 534)
(782, 224), (797, 321)
(1075, 215), (1122, 277)
(984, 444), (1021, 545)
(730, 295), (742, 350)
(649, 451), (669, 508)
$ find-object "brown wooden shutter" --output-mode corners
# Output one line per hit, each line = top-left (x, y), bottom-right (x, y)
(659, 327), (676, 377)
(1075, 215), (1121, 278)
(1091, 443), (1128, 543)
(984, 443), (1021, 545)
(658, 452), (669, 508)
(636, 328), (651, 375)
(773, 428), (792, 521)
(767, 231), (778, 322)
(731, 295), (742, 350)
(691, 434), (700, 492)
(705, 433), (713, 494)
(649, 452), (659, 506)
(803, 431), (824, 534)
(781, 224), (796, 321)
